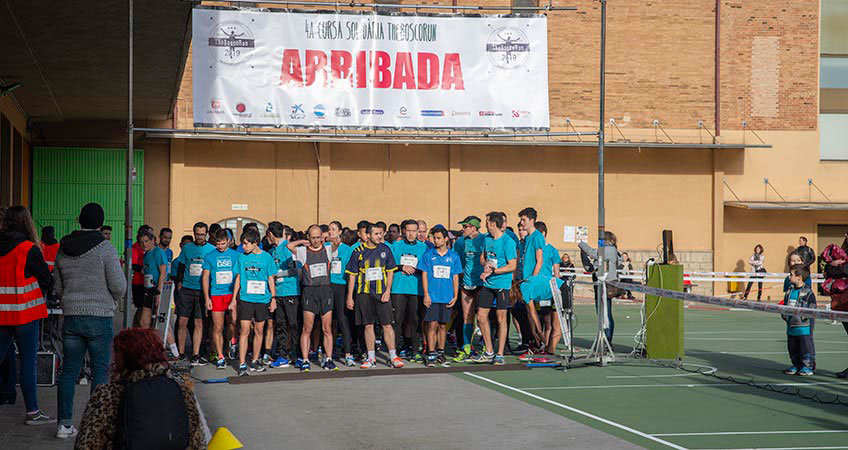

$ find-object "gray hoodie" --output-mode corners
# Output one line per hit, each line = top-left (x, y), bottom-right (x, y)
(54, 230), (126, 317)
(578, 241), (620, 281)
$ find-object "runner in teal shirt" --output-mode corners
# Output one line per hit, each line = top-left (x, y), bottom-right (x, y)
(143, 246), (168, 290)
(483, 233), (518, 290)
(202, 246), (240, 296)
(390, 235), (427, 295)
(234, 249), (277, 303)
(175, 241), (215, 290)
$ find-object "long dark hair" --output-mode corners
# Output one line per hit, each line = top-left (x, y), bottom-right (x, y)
(2, 206), (40, 249)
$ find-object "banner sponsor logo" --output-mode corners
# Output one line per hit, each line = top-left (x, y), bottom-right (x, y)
(208, 20), (255, 65)
(192, 9), (549, 129)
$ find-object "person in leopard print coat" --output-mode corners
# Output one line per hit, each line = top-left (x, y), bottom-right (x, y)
(74, 328), (206, 450)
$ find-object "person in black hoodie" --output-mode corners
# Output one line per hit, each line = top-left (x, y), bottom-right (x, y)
(53, 203), (126, 439)
(0, 206), (55, 425)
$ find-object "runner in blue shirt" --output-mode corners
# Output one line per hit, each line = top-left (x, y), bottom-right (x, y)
(158, 227), (173, 277)
(328, 221), (357, 366)
(232, 229), (277, 376)
(452, 215), (486, 362)
(173, 222), (215, 366)
(139, 230), (167, 329)
(390, 219), (428, 362)
(472, 212), (517, 365)
(201, 229), (241, 369)
(419, 228), (462, 366)
(266, 222), (298, 368)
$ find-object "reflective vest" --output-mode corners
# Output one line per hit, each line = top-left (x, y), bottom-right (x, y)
(42, 242), (60, 272)
(0, 241), (47, 326)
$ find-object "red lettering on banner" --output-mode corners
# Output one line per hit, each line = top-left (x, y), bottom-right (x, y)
(280, 49), (304, 86)
(330, 50), (353, 87)
(441, 53), (464, 90)
(392, 52), (415, 90)
(278, 49), (465, 91)
(372, 51), (392, 89)
(304, 50), (328, 87)
(417, 53), (439, 90)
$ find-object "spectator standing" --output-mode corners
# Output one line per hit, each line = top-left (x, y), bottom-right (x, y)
(41, 226), (60, 272)
(796, 236), (816, 270)
(743, 244), (767, 301)
(0, 206), (55, 425)
(53, 203), (127, 439)
(823, 231), (848, 379)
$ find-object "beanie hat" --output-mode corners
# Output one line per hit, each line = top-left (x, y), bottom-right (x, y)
(79, 203), (105, 229)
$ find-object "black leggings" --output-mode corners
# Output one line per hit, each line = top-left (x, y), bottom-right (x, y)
(744, 270), (766, 300)
(391, 294), (420, 353)
(331, 283), (354, 355)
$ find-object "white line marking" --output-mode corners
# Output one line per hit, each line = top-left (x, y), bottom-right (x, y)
(652, 430), (848, 437)
(608, 364), (717, 379)
(684, 331), (845, 335)
(686, 338), (847, 344)
(463, 372), (688, 450)
(521, 381), (848, 390)
(686, 351), (848, 355)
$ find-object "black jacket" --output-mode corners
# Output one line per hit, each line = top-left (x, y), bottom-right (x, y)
(797, 245), (816, 269)
(60, 230), (106, 257)
(0, 231), (53, 294)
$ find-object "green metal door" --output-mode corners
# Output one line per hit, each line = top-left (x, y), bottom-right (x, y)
(32, 147), (144, 251)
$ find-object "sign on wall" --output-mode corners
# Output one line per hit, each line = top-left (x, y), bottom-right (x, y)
(192, 8), (550, 130)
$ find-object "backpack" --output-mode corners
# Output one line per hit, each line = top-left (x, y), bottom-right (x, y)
(116, 375), (191, 450)
(821, 243), (848, 265)
(579, 248), (595, 273)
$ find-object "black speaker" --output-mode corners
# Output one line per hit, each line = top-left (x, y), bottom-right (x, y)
(15, 351), (59, 386)
(662, 230), (674, 265)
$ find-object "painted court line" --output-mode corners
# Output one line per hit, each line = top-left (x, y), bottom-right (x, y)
(693, 447), (848, 450)
(463, 372), (688, 450)
(652, 430), (848, 437)
(521, 381), (848, 390)
(686, 338), (847, 344)
(686, 351), (848, 355)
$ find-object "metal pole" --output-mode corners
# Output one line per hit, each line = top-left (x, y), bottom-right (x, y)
(596, 0), (608, 366)
(124, 0), (134, 329)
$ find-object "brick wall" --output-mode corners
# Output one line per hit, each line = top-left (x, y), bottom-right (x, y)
(182, 0), (818, 131)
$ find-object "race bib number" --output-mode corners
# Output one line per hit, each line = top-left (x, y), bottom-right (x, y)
(246, 280), (266, 295)
(400, 255), (418, 267)
(331, 259), (343, 274)
(310, 263), (328, 278)
(189, 263), (203, 277)
(433, 265), (451, 279)
(540, 299), (551, 307)
(216, 270), (233, 285)
(144, 274), (154, 289)
(487, 258), (499, 267)
(365, 267), (383, 282)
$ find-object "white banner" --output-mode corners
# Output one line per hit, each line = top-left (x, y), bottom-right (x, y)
(192, 8), (550, 130)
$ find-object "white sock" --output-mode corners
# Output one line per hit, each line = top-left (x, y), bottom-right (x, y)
(169, 343), (179, 355)
(389, 350), (397, 360)
(368, 350), (376, 361)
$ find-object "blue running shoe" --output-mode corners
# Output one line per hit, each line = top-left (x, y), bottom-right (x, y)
(493, 355), (505, 366)
(301, 361), (311, 372)
(798, 367), (814, 376)
(783, 366), (799, 375)
(270, 357), (290, 369)
(237, 363), (249, 377)
(215, 358), (226, 370)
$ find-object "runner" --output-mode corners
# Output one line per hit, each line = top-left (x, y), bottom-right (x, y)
(139, 228), (167, 329)
(345, 222), (404, 368)
(516, 208), (547, 356)
(473, 212), (517, 365)
(292, 225), (338, 372)
(328, 221), (356, 367)
(201, 229), (241, 369)
(352, 220), (369, 250)
(99, 225), (112, 241)
(173, 222), (214, 365)
(417, 219), (434, 249)
(452, 216), (486, 362)
(267, 222), (298, 369)
(232, 229), (277, 376)
(419, 228), (462, 367)
(159, 227), (174, 274)
(387, 223), (401, 244)
(130, 226), (149, 327)
(530, 221), (563, 353)
(390, 219), (427, 362)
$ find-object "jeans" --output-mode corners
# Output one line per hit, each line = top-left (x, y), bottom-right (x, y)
(595, 296), (615, 343)
(0, 320), (40, 412)
(0, 346), (17, 403)
(58, 316), (113, 426)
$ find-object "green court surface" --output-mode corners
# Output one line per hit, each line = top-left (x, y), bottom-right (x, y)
(459, 303), (848, 450)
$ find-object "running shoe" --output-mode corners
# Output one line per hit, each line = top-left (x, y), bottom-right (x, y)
(493, 355), (505, 366)
(167, 350), (180, 361)
(453, 346), (472, 363)
(294, 358), (305, 370)
(391, 357), (405, 368)
(360, 358), (376, 369)
(323, 359), (339, 371)
(24, 410), (56, 425)
(56, 424), (78, 439)
(344, 355), (356, 367)
(250, 360), (266, 373)
(398, 347), (410, 360)
(425, 353), (436, 367)
(798, 367), (814, 376)
(412, 353), (424, 364)
(783, 366), (799, 375)
(209, 352), (219, 363)
(178, 354), (189, 364)
(300, 361), (311, 372)
(518, 349), (536, 362)
(836, 368), (848, 379)
(270, 357), (291, 369)
(190, 355), (209, 367)
(228, 343), (238, 360)
(470, 352), (494, 363)
(262, 353), (272, 365)
(215, 358), (226, 370)
(237, 363), (249, 377)
(436, 353), (447, 366)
